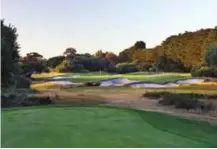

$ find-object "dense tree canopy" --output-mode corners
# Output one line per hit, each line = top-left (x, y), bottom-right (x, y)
(132, 28), (217, 71)
(47, 56), (65, 68)
(203, 43), (217, 67)
(119, 41), (146, 62)
(63, 47), (77, 58)
(20, 52), (48, 73)
(1, 20), (20, 85)
(105, 52), (118, 65)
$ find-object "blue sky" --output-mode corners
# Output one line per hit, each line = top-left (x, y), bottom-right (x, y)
(2, 0), (217, 58)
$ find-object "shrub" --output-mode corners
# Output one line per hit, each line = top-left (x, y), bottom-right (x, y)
(155, 56), (185, 72)
(116, 62), (138, 74)
(137, 62), (153, 71)
(143, 91), (170, 99)
(54, 60), (70, 72)
(107, 67), (117, 73)
(158, 93), (215, 110)
(84, 82), (101, 87)
(158, 94), (177, 105)
(25, 96), (52, 106)
(1, 90), (52, 107)
(191, 66), (217, 77)
(79, 69), (89, 73)
(47, 56), (65, 68)
(203, 43), (217, 67)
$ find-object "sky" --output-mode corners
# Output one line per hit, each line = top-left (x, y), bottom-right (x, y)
(2, 0), (217, 58)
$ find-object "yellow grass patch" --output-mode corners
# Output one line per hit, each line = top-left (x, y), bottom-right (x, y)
(32, 72), (68, 78)
(178, 82), (217, 87)
(31, 82), (63, 89)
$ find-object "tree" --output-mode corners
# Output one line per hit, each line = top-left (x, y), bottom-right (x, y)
(20, 52), (43, 62)
(47, 56), (65, 68)
(20, 52), (48, 73)
(95, 50), (107, 58)
(63, 47), (77, 58)
(134, 41), (146, 49)
(1, 20), (20, 86)
(203, 43), (217, 67)
(105, 52), (118, 65)
(118, 41), (146, 62)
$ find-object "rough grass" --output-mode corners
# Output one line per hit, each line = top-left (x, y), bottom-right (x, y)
(143, 91), (217, 99)
(2, 106), (217, 148)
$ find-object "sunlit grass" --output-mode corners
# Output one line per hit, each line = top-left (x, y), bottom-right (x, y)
(31, 82), (63, 89)
(2, 107), (217, 147)
(32, 72), (68, 78)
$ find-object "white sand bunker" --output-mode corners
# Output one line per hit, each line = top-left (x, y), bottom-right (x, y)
(50, 81), (74, 85)
(100, 78), (136, 87)
(129, 78), (206, 88)
(130, 83), (177, 88)
(51, 75), (80, 80)
(100, 78), (206, 88)
(175, 78), (204, 84)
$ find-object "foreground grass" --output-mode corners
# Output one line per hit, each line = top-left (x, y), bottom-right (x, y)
(2, 106), (217, 147)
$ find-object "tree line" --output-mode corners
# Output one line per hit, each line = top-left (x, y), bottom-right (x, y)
(1, 19), (217, 88)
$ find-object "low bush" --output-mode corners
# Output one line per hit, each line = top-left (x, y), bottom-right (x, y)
(191, 66), (217, 77)
(137, 62), (154, 71)
(107, 67), (117, 73)
(1, 89), (53, 107)
(158, 93), (215, 110)
(25, 96), (53, 106)
(143, 91), (217, 100)
(84, 82), (101, 87)
(116, 62), (138, 74)
(79, 69), (89, 73)
(143, 91), (170, 99)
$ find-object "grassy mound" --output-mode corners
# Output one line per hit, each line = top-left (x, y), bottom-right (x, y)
(2, 106), (217, 147)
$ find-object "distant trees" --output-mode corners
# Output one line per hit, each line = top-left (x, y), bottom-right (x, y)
(55, 56), (112, 73)
(63, 47), (77, 59)
(191, 43), (217, 77)
(134, 41), (146, 49)
(47, 56), (65, 68)
(126, 28), (217, 72)
(105, 52), (118, 65)
(155, 55), (185, 72)
(20, 52), (43, 62)
(1, 20), (20, 86)
(95, 50), (106, 58)
(203, 43), (217, 67)
(20, 52), (48, 73)
(116, 62), (138, 74)
(119, 41), (146, 62)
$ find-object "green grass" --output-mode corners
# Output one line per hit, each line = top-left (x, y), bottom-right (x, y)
(2, 106), (217, 148)
(70, 73), (190, 83)
(32, 72), (191, 83)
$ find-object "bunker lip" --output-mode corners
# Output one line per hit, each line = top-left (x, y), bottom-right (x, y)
(45, 75), (80, 81)
(99, 78), (138, 87)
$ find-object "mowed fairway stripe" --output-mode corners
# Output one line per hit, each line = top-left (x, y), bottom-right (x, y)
(1, 106), (217, 147)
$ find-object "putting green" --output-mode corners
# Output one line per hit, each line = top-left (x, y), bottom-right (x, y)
(1, 106), (217, 147)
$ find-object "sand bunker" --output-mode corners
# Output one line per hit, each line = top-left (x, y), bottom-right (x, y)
(100, 78), (208, 88)
(51, 75), (80, 80)
(50, 81), (74, 85)
(129, 82), (178, 88)
(175, 78), (204, 84)
(40, 75), (214, 88)
(100, 78), (136, 87)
